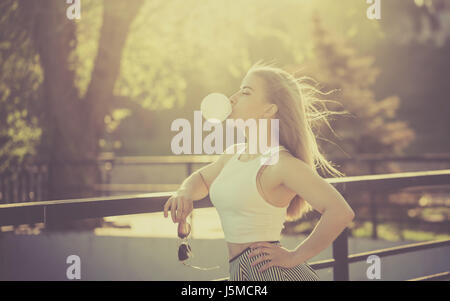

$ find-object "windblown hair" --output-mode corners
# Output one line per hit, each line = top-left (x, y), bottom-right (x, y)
(247, 60), (349, 222)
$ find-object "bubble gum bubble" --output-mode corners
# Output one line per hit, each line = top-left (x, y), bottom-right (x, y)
(200, 93), (232, 123)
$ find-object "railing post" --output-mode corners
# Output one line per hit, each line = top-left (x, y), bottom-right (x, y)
(370, 192), (378, 239)
(105, 159), (113, 197)
(0, 174), (4, 204)
(186, 162), (194, 237)
(42, 164), (49, 201)
(332, 227), (349, 281)
(368, 161), (378, 239)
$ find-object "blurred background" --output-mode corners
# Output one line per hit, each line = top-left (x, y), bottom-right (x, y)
(0, 0), (449, 280)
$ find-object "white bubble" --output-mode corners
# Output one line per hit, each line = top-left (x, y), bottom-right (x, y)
(200, 93), (232, 123)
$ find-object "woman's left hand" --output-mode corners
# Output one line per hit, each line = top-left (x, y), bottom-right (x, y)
(247, 242), (303, 273)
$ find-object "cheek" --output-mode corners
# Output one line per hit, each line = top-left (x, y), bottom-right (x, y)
(235, 98), (260, 118)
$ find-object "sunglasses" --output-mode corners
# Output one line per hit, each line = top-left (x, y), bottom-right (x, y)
(177, 216), (220, 271)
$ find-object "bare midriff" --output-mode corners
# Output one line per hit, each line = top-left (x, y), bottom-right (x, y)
(227, 240), (275, 261)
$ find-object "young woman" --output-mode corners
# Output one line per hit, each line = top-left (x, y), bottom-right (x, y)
(164, 61), (355, 281)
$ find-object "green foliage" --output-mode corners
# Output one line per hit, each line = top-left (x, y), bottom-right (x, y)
(106, 0), (402, 155)
(0, 0), (43, 171)
(309, 14), (416, 155)
(0, 0), (437, 159)
(113, 0), (253, 110)
(71, 0), (103, 99)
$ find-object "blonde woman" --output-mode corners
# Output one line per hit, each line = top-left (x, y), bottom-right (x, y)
(164, 61), (355, 281)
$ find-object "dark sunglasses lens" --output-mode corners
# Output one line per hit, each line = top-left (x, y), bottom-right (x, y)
(178, 222), (191, 239)
(178, 243), (192, 261)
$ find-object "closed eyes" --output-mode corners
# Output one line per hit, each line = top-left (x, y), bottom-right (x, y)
(240, 85), (254, 95)
(241, 88), (251, 95)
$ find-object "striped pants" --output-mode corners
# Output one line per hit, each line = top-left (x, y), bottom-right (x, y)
(228, 241), (320, 281)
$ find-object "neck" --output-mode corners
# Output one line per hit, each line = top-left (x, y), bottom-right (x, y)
(243, 118), (279, 155)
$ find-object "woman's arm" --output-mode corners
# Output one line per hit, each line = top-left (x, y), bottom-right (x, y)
(177, 142), (239, 200)
(275, 153), (355, 264)
(176, 169), (210, 202)
(163, 143), (239, 223)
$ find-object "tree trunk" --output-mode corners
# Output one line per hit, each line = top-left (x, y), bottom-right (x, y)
(18, 0), (144, 230)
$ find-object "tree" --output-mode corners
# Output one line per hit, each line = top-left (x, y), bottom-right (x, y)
(0, 0), (43, 173)
(9, 0), (144, 230)
(303, 14), (418, 238)
(309, 13), (415, 159)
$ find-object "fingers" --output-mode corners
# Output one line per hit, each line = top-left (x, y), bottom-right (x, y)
(177, 197), (185, 222)
(163, 194), (192, 223)
(182, 203), (194, 223)
(258, 262), (274, 273)
(249, 254), (271, 267)
(249, 242), (277, 249)
(163, 196), (173, 218)
(247, 249), (276, 273)
(248, 247), (271, 258)
(170, 197), (178, 223)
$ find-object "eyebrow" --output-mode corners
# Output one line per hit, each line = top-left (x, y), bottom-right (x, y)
(240, 85), (254, 91)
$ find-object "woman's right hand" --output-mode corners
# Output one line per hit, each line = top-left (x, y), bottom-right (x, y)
(163, 190), (194, 223)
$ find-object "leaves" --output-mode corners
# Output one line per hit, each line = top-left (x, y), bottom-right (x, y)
(310, 15), (415, 155)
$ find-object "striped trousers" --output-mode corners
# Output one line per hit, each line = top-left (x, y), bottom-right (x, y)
(228, 241), (320, 281)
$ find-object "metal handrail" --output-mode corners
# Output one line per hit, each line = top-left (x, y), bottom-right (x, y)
(407, 271), (450, 281)
(1, 169), (449, 280)
(214, 238), (450, 281)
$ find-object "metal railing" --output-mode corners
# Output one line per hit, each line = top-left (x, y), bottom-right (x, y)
(3, 153), (450, 201)
(1, 169), (450, 281)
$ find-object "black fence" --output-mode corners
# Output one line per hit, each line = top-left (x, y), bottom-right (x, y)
(1, 169), (449, 280)
(2, 153), (450, 203)
(0, 163), (49, 203)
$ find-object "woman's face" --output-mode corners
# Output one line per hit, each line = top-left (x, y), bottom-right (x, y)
(228, 73), (274, 120)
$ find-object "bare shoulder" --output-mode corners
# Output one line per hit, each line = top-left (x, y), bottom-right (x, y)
(217, 143), (245, 165)
(269, 150), (314, 180)
(270, 149), (299, 168)
(223, 142), (246, 155)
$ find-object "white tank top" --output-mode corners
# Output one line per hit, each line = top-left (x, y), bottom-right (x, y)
(209, 143), (289, 243)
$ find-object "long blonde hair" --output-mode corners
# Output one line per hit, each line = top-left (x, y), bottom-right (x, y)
(247, 60), (349, 222)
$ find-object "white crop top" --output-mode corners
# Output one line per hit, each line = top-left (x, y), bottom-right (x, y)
(209, 143), (289, 243)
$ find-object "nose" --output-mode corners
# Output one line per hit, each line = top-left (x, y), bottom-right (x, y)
(229, 93), (237, 106)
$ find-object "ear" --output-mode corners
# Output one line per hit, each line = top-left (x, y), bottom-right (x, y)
(262, 103), (278, 118)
